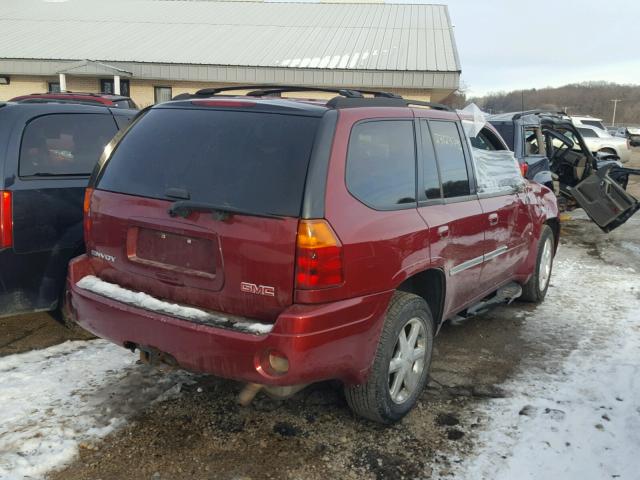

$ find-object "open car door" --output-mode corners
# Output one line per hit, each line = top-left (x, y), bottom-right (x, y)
(571, 164), (640, 232)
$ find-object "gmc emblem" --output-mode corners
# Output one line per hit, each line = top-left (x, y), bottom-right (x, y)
(240, 282), (275, 297)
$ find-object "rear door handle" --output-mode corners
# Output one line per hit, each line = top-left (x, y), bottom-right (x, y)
(488, 213), (499, 226)
(437, 226), (449, 238)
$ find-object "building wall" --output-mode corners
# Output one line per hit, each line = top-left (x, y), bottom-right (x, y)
(1, 74), (440, 106)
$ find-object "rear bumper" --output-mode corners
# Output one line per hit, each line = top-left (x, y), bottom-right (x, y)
(68, 254), (392, 386)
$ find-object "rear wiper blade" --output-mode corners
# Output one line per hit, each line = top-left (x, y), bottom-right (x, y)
(168, 200), (283, 220)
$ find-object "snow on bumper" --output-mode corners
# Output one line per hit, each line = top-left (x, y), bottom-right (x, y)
(68, 255), (392, 386)
(76, 275), (273, 335)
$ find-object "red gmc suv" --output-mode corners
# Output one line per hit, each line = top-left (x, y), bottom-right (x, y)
(67, 86), (559, 423)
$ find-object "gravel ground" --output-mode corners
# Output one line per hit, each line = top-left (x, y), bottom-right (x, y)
(0, 149), (638, 480)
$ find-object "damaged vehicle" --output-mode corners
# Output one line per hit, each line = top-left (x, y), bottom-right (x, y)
(489, 110), (640, 232)
(68, 86), (560, 423)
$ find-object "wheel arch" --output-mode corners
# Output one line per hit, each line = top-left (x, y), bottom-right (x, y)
(545, 217), (560, 253)
(396, 268), (446, 331)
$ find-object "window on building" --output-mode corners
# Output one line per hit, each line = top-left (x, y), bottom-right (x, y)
(430, 121), (471, 198)
(100, 78), (130, 96)
(346, 120), (416, 209)
(48, 82), (61, 93)
(19, 113), (118, 177)
(154, 86), (173, 104)
(419, 121), (442, 200)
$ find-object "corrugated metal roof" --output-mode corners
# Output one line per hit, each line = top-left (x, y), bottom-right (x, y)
(0, 0), (460, 73)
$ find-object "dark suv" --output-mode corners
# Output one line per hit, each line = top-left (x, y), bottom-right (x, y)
(0, 101), (136, 319)
(68, 86), (559, 423)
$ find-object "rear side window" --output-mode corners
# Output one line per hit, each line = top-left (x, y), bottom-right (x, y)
(430, 121), (471, 198)
(346, 120), (416, 209)
(97, 108), (320, 217)
(19, 114), (117, 176)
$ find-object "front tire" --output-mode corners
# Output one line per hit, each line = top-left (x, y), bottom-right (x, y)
(521, 225), (555, 303)
(345, 292), (434, 423)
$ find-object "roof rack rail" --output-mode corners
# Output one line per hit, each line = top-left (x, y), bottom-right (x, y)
(171, 84), (453, 111)
(326, 96), (453, 111)
(173, 85), (402, 100)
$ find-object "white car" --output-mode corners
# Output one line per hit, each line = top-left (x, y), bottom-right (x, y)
(571, 115), (607, 131)
(576, 125), (631, 163)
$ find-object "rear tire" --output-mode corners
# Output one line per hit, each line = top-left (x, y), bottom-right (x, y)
(344, 292), (434, 423)
(53, 289), (96, 340)
(521, 225), (555, 303)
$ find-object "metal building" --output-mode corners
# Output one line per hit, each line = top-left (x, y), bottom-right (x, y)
(0, 0), (461, 106)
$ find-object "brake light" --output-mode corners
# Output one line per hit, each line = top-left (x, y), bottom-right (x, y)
(0, 191), (12, 249)
(520, 162), (529, 177)
(295, 219), (343, 289)
(83, 187), (94, 245)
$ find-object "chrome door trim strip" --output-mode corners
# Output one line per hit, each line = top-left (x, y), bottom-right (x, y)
(449, 245), (509, 276)
(450, 255), (484, 276)
(483, 245), (509, 262)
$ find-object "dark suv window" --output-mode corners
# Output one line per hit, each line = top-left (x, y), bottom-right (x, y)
(346, 120), (416, 209)
(97, 108), (320, 217)
(430, 121), (471, 198)
(419, 121), (442, 200)
(19, 113), (118, 176)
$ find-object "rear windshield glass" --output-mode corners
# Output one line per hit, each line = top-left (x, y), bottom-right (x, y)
(20, 113), (117, 176)
(96, 108), (320, 217)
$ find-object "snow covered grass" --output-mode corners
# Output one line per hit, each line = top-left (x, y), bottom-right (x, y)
(0, 340), (189, 480)
(77, 275), (273, 334)
(453, 244), (640, 479)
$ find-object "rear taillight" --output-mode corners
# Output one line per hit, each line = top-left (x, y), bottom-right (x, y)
(0, 191), (12, 249)
(83, 187), (94, 245)
(295, 219), (343, 289)
(520, 162), (529, 177)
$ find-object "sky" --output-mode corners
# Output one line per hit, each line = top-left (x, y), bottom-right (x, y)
(422, 0), (640, 96)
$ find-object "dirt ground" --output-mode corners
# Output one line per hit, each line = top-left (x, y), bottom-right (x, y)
(2, 149), (638, 480)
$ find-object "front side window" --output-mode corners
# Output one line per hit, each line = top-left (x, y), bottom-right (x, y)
(430, 121), (470, 198)
(419, 121), (442, 200)
(346, 120), (416, 209)
(19, 114), (117, 176)
(578, 127), (597, 138)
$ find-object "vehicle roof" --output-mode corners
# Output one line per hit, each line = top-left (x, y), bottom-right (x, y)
(570, 115), (603, 121)
(0, 101), (137, 116)
(10, 92), (133, 106)
(155, 86), (458, 119)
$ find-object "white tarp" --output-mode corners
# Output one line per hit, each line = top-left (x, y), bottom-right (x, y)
(472, 147), (525, 195)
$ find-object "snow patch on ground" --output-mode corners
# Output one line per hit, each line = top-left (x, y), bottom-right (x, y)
(0, 340), (189, 480)
(77, 275), (273, 334)
(453, 245), (640, 479)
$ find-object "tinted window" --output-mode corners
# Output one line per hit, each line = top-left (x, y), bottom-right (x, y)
(582, 120), (605, 130)
(471, 128), (505, 151)
(419, 121), (441, 200)
(578, 127), (597, 138)
(97, 108), (319, 217)
(430, 121), (470, 198)
(346, 120), (416, 209)
(491, 122), (515, 150)
(19, 114), (117, 176)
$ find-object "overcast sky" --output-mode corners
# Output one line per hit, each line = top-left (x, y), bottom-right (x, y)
(421, 0), (640, 96)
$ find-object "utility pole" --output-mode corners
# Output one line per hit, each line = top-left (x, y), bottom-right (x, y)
(611, 99), (622, 126)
